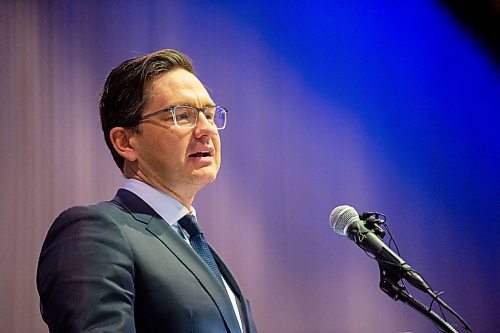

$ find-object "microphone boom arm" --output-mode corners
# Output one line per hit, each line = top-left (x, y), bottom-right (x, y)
(378, 268), (459, 333)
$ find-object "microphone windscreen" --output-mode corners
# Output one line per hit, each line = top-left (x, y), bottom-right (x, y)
(329, 205), (359, 236)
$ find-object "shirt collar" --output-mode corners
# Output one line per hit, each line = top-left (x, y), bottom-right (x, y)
(121, 178), (195, 227)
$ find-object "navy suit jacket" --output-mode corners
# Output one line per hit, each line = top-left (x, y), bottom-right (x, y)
(37, 189), (257, 332)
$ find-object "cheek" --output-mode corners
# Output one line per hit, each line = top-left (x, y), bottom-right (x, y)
(214, 135), (222, 152)
(140, 137), (182, 166)
(215, 139), (222, 163)
(161, 143), (185, 165)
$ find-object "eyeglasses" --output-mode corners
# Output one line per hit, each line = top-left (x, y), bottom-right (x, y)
(140, 104), (228, 130)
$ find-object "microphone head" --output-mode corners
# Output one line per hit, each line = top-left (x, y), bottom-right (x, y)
(329, 205), (360, 236)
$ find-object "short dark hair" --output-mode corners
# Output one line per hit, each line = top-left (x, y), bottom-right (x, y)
(99, 49), (195, 172)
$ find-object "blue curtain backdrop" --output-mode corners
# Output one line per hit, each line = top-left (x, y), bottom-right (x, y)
(1, 1), (498, 332)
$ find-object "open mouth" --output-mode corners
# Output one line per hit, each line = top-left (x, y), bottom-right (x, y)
(189, 151), (212, 158)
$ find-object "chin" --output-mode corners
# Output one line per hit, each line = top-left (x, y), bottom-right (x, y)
(192, 169), (218, 186)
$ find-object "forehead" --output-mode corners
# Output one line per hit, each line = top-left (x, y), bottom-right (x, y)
(145, 68), (212, 108)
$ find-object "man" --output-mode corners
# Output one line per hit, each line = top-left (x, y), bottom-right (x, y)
(37, 49), (257, 333)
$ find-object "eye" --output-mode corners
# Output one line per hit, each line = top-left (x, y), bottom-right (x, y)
(158, 112), (174, 122)
(203, 106), (216, 120)
(174, 106), (196, 124)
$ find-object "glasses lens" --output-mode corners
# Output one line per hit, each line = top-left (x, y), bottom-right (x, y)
(213, 106), (227, 130)
(174, 106), (197, 127)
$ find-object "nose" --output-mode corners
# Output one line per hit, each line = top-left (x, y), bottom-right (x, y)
(193, 111), (218, 138)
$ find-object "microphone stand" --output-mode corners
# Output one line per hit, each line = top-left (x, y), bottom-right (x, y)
(378, 262), (459, 333)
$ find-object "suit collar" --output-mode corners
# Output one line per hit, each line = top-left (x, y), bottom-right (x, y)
(111, 189), (242, 333)
(112, 189), (158, 224)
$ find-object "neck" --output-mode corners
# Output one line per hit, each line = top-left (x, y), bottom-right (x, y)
(124, 166), (198, 209)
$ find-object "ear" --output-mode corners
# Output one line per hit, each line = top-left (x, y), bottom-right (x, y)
(109, 127), (138, 162)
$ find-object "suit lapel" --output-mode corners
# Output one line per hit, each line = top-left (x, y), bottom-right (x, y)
(212, 249), (256, 333)
(112, 189), (242, 333)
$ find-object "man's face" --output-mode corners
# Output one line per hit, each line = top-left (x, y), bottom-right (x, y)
(129, 68), (221, 200)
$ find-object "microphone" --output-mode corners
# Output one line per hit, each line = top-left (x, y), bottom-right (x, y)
(329, 205), (430, 293)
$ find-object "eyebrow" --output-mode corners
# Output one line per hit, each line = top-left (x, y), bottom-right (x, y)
(173, 103), (217, 108)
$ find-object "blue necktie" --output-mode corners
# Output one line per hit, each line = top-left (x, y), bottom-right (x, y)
(178, 214), (224, 286)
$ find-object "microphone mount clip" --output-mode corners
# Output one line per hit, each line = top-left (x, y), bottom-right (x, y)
(359, 211), (386, 239)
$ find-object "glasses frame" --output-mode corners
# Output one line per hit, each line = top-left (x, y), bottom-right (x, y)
(139, 104), (228, 130)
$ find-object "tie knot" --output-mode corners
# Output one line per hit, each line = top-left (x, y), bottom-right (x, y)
(178, 214), (203, 237)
